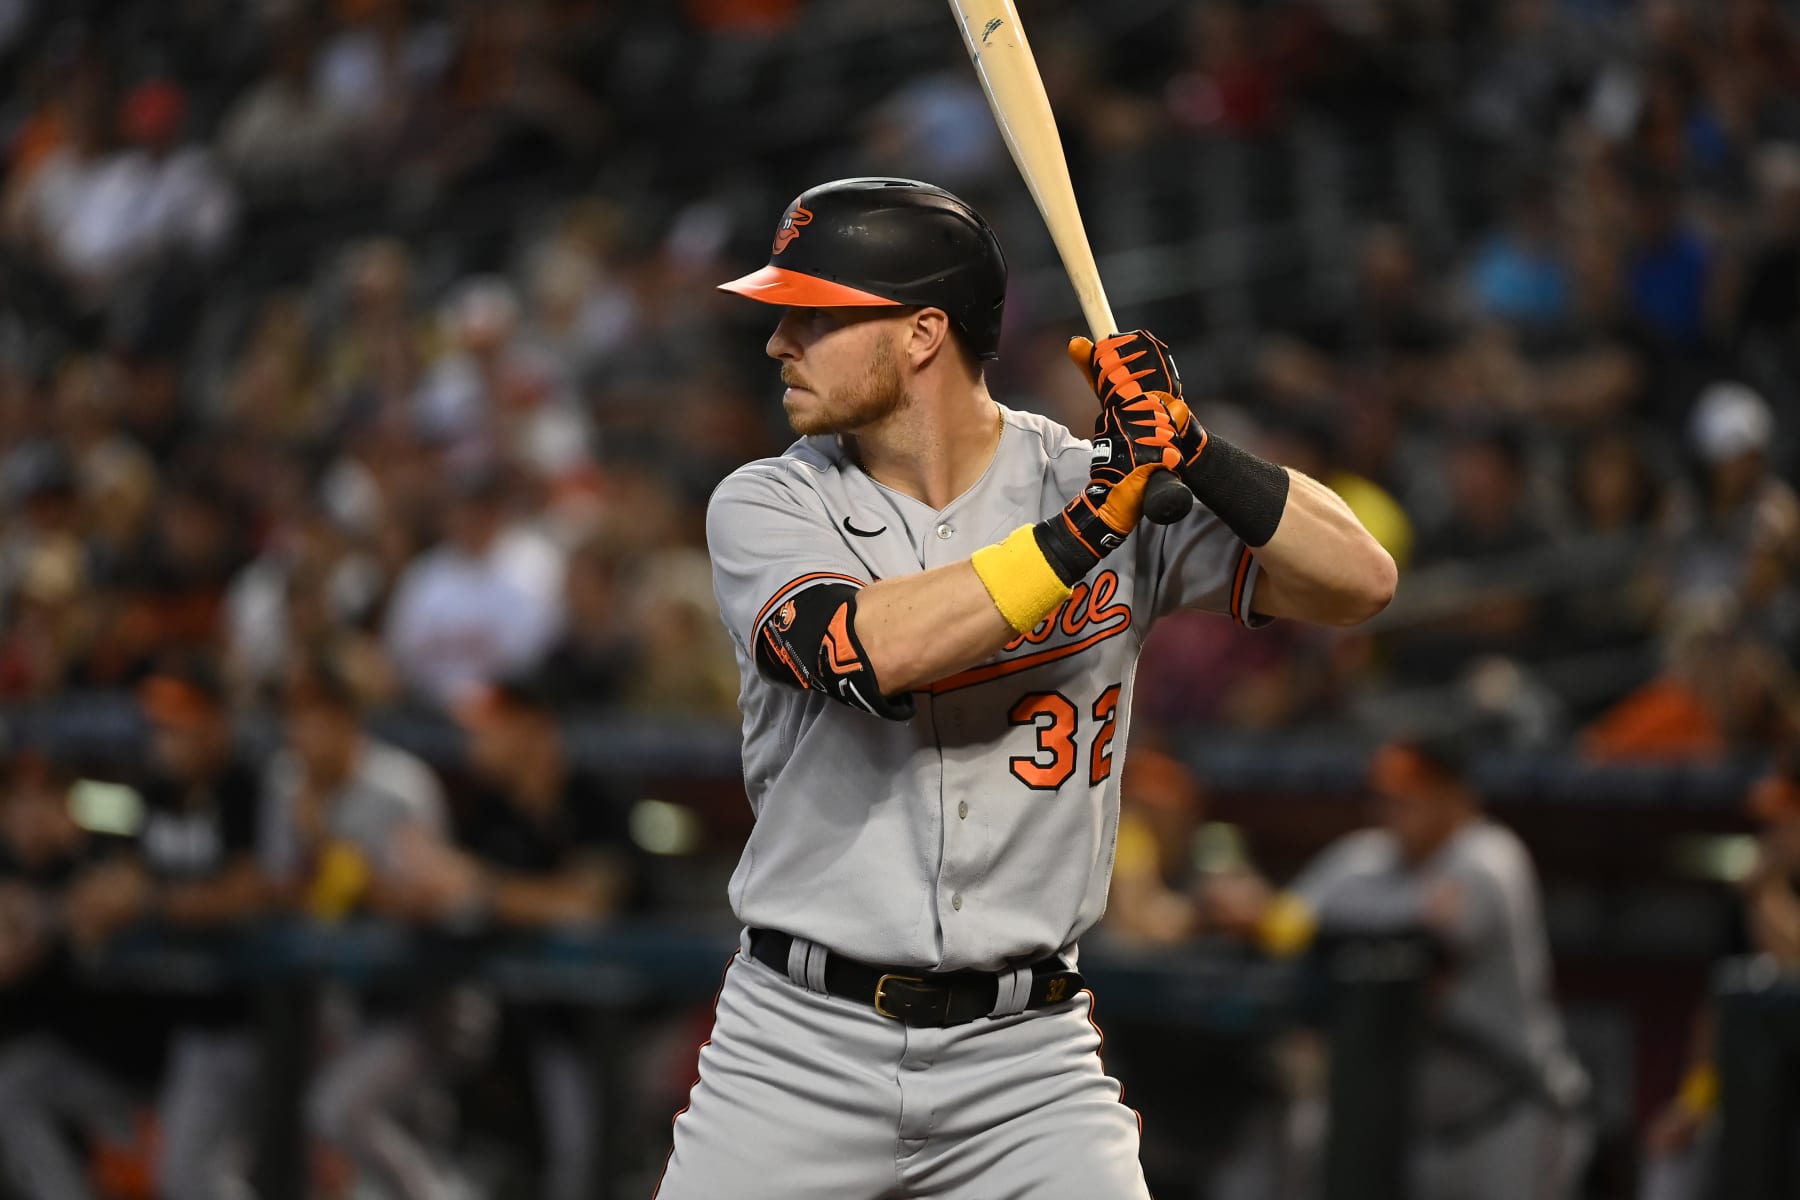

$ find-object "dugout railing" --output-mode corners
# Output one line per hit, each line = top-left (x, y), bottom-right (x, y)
(88, 918), (1445, 1200)
(89, 924), (1800, 1198)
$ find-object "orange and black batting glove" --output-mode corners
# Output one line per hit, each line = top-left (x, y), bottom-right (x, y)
(1031, 393), (1184, 586)
(1070, 330), (1290, 547)
(1069, 330), (1203, 469)
(1069, 330), (1183, 408)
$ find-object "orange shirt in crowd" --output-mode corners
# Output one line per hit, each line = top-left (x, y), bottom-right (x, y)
(1581, 678), (1727, 763)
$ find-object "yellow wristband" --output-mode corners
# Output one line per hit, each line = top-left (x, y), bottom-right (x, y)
(1677, 1062), (1718, 1116)
(971, 526), (1074, 634)
(1255, 891), (1319, 958)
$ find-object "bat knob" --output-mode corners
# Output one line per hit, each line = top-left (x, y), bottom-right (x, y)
(1142, 469), (1194, 525)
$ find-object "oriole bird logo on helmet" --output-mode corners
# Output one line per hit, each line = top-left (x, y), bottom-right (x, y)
(772, 207), (813, 255)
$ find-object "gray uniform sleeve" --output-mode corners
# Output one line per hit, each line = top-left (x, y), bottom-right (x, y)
(1136, 507), (1269, 627)
(706, 465), (872, 650)
(1290, 830), (1425, 932)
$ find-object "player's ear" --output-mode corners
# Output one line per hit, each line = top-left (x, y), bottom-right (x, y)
(902, 306), (953, 372)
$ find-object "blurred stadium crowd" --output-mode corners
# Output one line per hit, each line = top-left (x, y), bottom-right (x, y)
(0, 0), (1797, 1197)
(0, 0), (1796, 752)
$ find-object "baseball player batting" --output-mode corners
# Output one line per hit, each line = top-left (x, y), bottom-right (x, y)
(657, 178), (1397, 1199)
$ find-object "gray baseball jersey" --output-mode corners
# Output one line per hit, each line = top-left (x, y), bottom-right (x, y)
(1291, 819), (1590, 1137)
(706, 404), (1262, 972)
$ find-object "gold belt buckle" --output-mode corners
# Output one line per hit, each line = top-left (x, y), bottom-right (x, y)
(873, 973), (924, 1020)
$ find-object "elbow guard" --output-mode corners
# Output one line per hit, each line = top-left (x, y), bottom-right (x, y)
(754, 583), (915, 721)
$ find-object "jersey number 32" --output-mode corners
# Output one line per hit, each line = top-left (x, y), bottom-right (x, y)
(1007, 684), (1122, 791)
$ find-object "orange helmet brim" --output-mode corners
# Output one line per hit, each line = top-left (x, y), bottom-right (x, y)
(717, 265), (901, 308)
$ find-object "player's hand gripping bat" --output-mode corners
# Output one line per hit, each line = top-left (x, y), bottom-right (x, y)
(947, 0), (1194, 524)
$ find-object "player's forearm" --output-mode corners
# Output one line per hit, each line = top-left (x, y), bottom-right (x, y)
(1245, 470), (1396, 626)
(853, 561), (1017, 694)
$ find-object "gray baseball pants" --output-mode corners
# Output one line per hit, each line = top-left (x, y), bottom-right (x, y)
(656, 942), (1150, 1200)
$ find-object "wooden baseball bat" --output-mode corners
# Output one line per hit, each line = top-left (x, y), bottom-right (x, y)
(947, 0), (1193, 523)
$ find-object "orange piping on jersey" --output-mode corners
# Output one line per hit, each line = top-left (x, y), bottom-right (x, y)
(926, 617), (1132, 694)
(752, 571), (866, 635)
(1082, 989), (1146, 1140)
(652, 951), (740, 1199)
(1228, 545), (1253, 626)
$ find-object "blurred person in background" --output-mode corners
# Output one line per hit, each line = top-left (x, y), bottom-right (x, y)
(516, 198), (638, 389)
(16, 677), (279, 1200)
(1468, 173), (1575, 337)
(258, 652), (463, 1200)
(314, 0), (454, 176)
(1206, 735), (1592, 1200)
(0, 537), (95, 699)
(220, 294), (328, 446)
(1731, 144), (1800, 380)
(89, 470), (245, 685)
(0, 757), (144, 1200)
(541, 534), (637, 708)
(1542, 428), (1668, 666)
(1394, 424), (1552, 682)
(292, 668), (633, 1200)
(1260, 224), (1456, 413)
(1639, 754), (1800, 1200)
(428, 671), (637, 1199)
(217, 15), (350, 208)
(1622, 165), (1714, 354)
(224, 498), (383, 703)
(0, 658), (270, 1200)
(383, 465), (563, 709)
(413, 275), (583, 469)
(116, 658), (270, 1200)
(1582, 590), (1798, 763)
(5, 75), (235, 309)
(0, 442), (84, 601)
(319, 237), (428, 441)
(620, 544), (739, 719)
(1098, 749), (1293, 1200)
(1103, 749), (1208, 948)
(1662, 381), (1800, 621)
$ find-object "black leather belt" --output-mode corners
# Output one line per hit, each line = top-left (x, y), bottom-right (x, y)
(747, 928), (1084, 1028)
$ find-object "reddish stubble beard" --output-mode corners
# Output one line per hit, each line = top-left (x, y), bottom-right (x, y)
(783, 335), (910, 436)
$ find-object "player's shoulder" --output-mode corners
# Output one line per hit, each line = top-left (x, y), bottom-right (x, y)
(1452, 819), (1537, 885)
(999, 404), (1089, 465)
(708, 437), (843, 507)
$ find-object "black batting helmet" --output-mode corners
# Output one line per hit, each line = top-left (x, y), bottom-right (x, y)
(718, 178), (1008, 359)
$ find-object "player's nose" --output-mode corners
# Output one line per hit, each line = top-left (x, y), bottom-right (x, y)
(766, 310), (804, 361)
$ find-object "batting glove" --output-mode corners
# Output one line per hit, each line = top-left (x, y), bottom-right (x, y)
(1034, 392), (1184, 584)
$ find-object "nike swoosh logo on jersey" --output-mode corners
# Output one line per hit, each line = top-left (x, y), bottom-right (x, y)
(842, 517), (886, 538)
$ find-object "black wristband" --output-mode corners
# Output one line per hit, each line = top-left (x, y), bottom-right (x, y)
(1181, 436), (1290, 547)
(1032, 515), (1101, 587)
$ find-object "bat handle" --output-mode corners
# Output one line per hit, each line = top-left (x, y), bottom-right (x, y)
(1142, 467), (1194, 525)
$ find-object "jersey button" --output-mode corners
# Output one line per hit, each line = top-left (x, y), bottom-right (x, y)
(935, 523), (954, 540)
(958, 801), (969, 820)
(951, 893), (963, 911)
